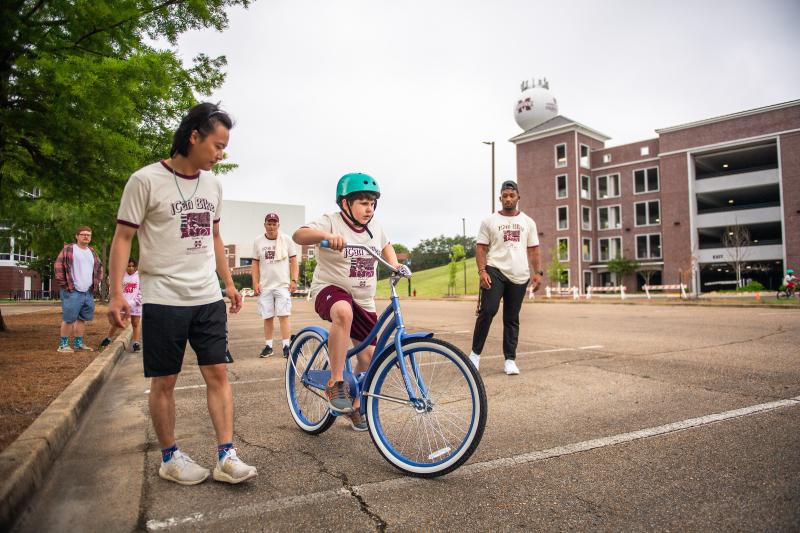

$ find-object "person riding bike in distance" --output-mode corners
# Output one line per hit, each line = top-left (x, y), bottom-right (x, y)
(293, 173), (406, 431)
(784, 268), (797, 293)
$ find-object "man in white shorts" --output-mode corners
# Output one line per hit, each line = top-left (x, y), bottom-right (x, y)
(252, 212), (299, 358)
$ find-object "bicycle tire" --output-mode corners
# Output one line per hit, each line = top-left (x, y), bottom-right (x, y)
(364, 338), (487, 477)
(285, 329), (335, 435)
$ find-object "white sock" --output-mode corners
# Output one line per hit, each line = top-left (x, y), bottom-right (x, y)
(266, 340), (273, 348)
(282, 339), (290, 347)
(470, 351), (480, 358)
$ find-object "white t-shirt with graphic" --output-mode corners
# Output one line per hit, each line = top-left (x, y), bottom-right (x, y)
(252, 233), (298, 291)
(477, 212), (539, 285)
(122, 271), (141, 305)
(116, 161), (223, 306)
(71, 245), (95, 292)
(305, 212), (389, 312)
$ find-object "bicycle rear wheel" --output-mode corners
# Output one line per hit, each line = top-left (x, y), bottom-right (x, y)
(285, 329), (335, 434)
(365, 338), (486, 477)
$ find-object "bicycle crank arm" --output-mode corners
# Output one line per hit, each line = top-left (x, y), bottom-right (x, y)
(363, 392), (415, 406)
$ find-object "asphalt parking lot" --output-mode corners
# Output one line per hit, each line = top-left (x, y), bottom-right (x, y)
(12, 299), (800, 532)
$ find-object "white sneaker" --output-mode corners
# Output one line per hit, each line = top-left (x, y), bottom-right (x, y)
(158, 450), (210, 485)
(57, 345), (74, 353)
(504, 359), (520, 375)
(468, 353), (480, 370)
(213, 448), (257, 484)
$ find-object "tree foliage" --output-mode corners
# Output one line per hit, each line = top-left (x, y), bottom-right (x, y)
(411, 234), (476, 271)
(0, 0), (250, 287)
(546, 242), (568, 286)
(606, 256), (640, 283)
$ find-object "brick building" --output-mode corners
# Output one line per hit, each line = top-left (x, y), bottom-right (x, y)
(511, 88), (800, 294)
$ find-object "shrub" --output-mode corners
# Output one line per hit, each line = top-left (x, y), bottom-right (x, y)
(737, 281), (765, 292)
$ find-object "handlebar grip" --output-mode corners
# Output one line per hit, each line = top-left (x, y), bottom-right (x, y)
(320, 240), (330, 248)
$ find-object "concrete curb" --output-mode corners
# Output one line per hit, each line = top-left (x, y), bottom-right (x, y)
(0, 329), (132, 530)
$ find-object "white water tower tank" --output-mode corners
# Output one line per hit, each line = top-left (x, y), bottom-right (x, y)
(514, 78), (558, 131)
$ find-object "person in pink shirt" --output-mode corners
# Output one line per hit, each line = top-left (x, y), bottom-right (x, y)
(100, 258), (142, 351)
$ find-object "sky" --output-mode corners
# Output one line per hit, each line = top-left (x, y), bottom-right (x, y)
(170, 0), (800, 248)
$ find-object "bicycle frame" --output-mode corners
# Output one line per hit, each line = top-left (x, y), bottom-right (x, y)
(297, 244), (433, 413)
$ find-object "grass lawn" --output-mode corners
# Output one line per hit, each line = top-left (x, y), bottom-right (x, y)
(377, 260), (479, 298)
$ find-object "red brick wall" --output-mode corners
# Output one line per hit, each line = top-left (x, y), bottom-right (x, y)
(517, 132), (579, 287)
(592, 138), (660, 168)
(657, 154), (692, 284)
(659, 105), (800, 153)
(780, 131), (800, 271)
(0, 266), (43, 297)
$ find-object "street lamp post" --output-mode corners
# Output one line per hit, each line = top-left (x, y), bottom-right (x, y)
(462, 217), (467, 294)
(482, 141), (495, 213)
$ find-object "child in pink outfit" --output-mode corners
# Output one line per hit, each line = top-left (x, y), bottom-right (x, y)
(100, 258), (143, 351)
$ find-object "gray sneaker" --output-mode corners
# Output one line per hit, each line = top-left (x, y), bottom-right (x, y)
(213, 448), (257, 484)
(73, 344), (93, 352)
(347, 410), (368, 432)
(158, 450), (210, 485)
(325, 381), (354, 414)
(57, 345), (74, 353)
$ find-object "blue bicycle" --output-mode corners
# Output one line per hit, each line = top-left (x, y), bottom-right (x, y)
(285, 242), (487, 477)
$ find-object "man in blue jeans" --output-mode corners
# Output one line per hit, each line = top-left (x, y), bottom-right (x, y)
(54, 226), (104, 352)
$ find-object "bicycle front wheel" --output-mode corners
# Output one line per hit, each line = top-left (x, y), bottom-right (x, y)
(285, 329), (335, 434)
(365, 338), (487, 477)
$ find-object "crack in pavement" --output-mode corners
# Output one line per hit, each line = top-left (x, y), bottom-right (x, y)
(233, 430), (281, 457)
(298, 448), (387, 532)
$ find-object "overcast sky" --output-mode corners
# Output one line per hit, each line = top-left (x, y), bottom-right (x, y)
(172, 0), (800, 248)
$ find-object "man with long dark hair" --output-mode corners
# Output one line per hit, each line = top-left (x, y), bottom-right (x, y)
(108, 102), (256, 485)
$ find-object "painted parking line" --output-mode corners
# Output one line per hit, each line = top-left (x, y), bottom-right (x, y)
(143, 377), (282, 394)
(145, 394), (800, 530)
(479, 345), (604, 361)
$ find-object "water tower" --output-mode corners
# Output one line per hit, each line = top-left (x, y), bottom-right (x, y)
(514, 77), (558, 131)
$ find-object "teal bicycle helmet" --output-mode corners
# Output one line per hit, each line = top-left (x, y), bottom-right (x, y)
(789, 268), (795, 274)
(336, 173), (380, 237)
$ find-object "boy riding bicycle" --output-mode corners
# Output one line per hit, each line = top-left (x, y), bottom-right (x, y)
(293, 173), (405, 430)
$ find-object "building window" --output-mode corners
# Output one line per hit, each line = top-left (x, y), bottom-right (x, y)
(13, 249), (36, 261)
(556, 175), (568, 199)
(580, 175), (591, 199)
(582, 238), (592, 262)
(603, 154), (612, 164)
(634, 167), (659, 194)
(580, 144), (590, 168)
(559, 269), (570, 287)
(640, 146), (650, 156)
(557, 237), (569, 261)
(581, 206), (592, 230)
(239, 258), (253, 266)
(635, 200), (660, 226)
(636, 233), (662, 260)
(599, 237), (622, 261)
(597, 174), (620, 199)
(583, 270), (593, 292)
(555, 144), (567, 168)
(0, 238), (11, 261)
(598, 205), (621, 230)
(557, 206), (569, 230)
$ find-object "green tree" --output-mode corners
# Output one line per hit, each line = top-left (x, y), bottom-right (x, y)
(411, 234), (476, 271)
(447, 244), (465, 295)
(546, 242), (568, 287)
(0, 0), (251, 329)
(392, 243), (409, 254)
(302, 257), (317, 288)
(607, 257), (640, 286)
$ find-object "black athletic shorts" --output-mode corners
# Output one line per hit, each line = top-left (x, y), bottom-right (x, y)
(142, 300), (232, 377)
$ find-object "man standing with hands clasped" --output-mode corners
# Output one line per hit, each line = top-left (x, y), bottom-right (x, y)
(252, 212), (299, 359)
(469, 180), (541, 375)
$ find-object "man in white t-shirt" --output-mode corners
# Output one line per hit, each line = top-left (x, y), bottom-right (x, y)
(252, 212), (299, 359)
(469, 180), (541, 375)
(107, 103), (256, 487)
(54, 225), (104, 352)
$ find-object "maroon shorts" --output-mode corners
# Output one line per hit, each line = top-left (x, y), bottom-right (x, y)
(314, 285), (378, 345)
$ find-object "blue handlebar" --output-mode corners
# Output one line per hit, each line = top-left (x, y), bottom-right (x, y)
(320, 239), (330, 248)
